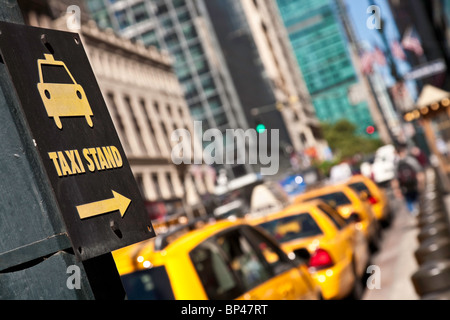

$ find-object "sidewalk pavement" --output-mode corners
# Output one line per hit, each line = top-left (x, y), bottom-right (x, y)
(362, 190), (419, 300)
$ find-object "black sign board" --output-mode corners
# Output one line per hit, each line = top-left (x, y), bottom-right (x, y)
(0, 22), (155, 261)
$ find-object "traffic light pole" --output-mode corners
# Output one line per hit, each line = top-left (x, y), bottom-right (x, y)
(0, 1), (124, 299)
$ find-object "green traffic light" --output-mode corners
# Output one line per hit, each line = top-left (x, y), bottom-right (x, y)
(256, 124), (266, 134)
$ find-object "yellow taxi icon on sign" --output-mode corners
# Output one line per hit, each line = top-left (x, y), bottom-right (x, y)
(37, 54), (93, 129)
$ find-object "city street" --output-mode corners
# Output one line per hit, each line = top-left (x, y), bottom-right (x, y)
(3, 0), (450, 301)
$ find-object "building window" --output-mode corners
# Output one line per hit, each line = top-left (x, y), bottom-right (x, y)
(132, 2), (149, 23)
(173, 0), (186, 8)
(124, 95), (148, 154)
(177, 9), (191, 24)
(183, 81), (199, 99)
(166, 172), (176, 198)
(140, 98), (161, 154)
(176, 63), (191, 81)
(182, 23), (197, 40)
(194, 57), (209, 75)
(156, 3), (168, 15)
(115, 9), (130, 30)
(165, 32), (180, 50)
(201, 76), (216, 97)
(106, 92), (132, 153)
(300, 132), (307, 144)
(141, 29), (159, 48)
(214, 112), (228, 127)
(190, 102), (204, 119)
(135, 174), (146, 198)
(208, 96), (222, 112)
(92, 10), (112, 29)
(151, 173), (162, 199)
(160, 15), (174, 29)
(189, 43), (204, 58)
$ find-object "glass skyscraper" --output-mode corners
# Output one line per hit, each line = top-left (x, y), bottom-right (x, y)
(276, 0), (376, 137)
(86, 0), (252, 179)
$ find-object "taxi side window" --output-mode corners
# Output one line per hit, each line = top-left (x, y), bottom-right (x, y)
(318, 203), (348, 229)
(242, 226), (294, 275)
(190, 226), (294, 300)
(217, 229), (271, 292)
(190, 240), (242, 300)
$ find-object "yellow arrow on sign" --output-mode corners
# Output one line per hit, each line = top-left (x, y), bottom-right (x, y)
(76, 190), (131, 220)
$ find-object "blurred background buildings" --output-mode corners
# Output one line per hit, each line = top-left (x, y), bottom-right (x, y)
(276, 0), (379, 138)
(15, 0), (450, 220)
(84, 0), (330, 177)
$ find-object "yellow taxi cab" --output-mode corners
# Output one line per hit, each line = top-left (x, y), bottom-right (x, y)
(346, 175), (391, 225)
(294, 184), (380, 251)
(248, 200), (369, 300)
(113, 218), (320, 300)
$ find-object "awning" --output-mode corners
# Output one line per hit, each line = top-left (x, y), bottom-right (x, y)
(416, 85), (450, 108)
(403, 85), (450, 122)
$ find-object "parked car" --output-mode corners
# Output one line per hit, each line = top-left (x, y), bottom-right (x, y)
(113, 218), (320, 300)
(346, 175), (391, 225)
(248, 200), (369, 300)
(294, 184), (380, 251)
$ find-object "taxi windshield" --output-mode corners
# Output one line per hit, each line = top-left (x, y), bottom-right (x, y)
(259, 213), (323, 243)
(41, 64), (74, 84)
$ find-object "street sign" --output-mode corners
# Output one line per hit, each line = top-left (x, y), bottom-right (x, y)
(0, 21), (155, 261)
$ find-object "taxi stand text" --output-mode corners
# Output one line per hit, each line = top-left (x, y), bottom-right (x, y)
(48, 145), (123, 177)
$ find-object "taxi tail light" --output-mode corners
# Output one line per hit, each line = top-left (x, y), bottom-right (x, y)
(308, 248), (334, 270)
(368, 196), (378, 204)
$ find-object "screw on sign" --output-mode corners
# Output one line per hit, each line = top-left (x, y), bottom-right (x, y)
(0, 21), (155, 261)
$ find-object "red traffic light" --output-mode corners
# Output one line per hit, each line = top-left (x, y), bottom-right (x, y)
(366, 126), (375, 135)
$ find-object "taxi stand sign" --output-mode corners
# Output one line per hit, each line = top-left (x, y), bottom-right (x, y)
(0, 21), (155, 261)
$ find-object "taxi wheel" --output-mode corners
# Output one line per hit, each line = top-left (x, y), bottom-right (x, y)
(381, 211), (393, 228)
(369, 229), (381, 253)
(347, 259), (364, 300)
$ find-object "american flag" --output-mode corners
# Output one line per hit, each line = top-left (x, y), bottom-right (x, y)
(360, 50), (374, 75)
(373, 46), (387, 66)
(402, 27), (424, 57)
(391, 40), (406, 60)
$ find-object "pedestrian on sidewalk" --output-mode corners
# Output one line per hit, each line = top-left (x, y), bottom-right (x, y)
(391, 143), (425, 217)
